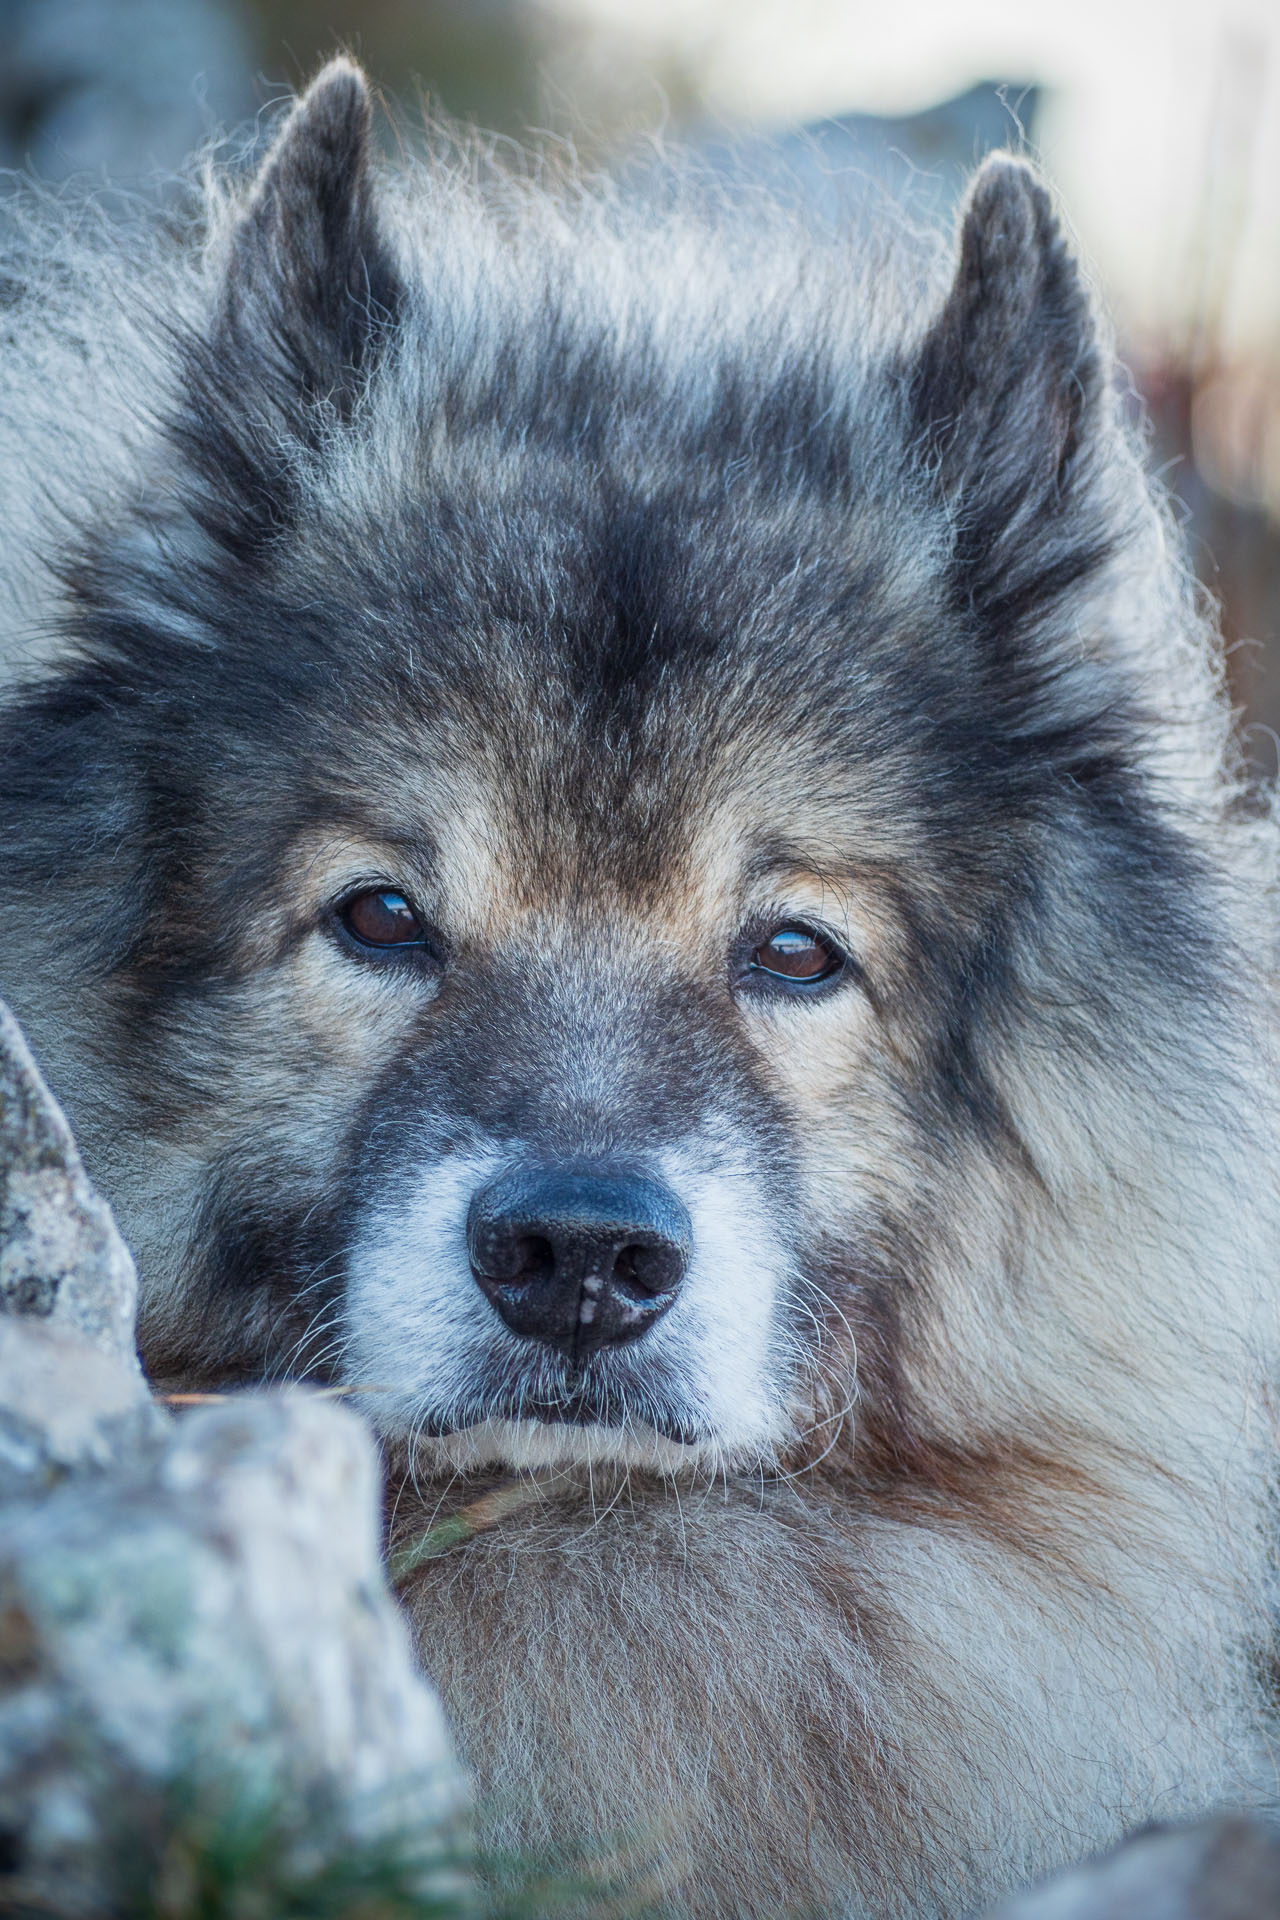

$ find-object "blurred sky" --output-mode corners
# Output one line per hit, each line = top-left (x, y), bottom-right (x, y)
(547, 0), (1278, 356)
(6, 0), (1275, 354)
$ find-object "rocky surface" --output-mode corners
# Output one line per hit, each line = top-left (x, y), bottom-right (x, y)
(0, 995), (465, 1913)
(0, 1315), (163, 1502)
(986, 1817), (1280, 1916)
(0, 995), (140, 1364)
(1, 1389), (465, 1910)
(0, 997), (161, 1504)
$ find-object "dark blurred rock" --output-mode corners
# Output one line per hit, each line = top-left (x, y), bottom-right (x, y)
(987, 1817), (1280, 1919)
(0, 0), (253, 180)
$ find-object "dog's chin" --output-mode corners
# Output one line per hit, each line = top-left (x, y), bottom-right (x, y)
(410, 1414), (714, 1475)
(362, 1350), (788, 1476)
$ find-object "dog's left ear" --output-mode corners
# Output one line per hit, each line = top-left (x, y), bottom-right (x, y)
(217, 56), (402, 416)
(172, 60), (403, 554)
(910, 155), (1106, 525)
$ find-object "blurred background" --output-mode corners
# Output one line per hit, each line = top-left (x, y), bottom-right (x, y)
(1, 0), (1276, 742)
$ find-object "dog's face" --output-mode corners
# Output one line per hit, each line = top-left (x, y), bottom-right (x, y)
(112, 467), (972, 1478)
(292, 726), (871, 1473)
(1, 65), (1186, 1479)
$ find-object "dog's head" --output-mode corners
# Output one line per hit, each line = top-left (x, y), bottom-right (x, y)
(0, 63), (1227, 1478)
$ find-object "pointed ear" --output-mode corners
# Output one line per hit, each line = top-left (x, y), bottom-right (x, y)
(216, 57), (402, 419)
(911, 156), (1108, 527)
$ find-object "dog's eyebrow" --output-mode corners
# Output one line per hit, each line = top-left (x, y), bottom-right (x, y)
(742, 845), (859, 894)
(290, 822), (442, 894)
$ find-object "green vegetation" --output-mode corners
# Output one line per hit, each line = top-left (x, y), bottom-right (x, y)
(1, 1767), (668, 1920)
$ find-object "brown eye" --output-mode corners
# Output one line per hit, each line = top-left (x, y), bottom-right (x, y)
(750, 925), (843, 984)
(339, 889), (426, 949)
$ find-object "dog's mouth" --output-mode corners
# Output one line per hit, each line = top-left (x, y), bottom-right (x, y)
(418, 1381), (704, 1448)
(442, 1400), (701, 1446)
(395, 1341), (711, 1454)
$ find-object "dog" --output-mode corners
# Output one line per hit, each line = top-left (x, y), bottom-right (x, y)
(0, 58), (1277, 1919)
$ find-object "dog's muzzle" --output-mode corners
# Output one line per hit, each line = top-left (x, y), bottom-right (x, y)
(466, 1166), (690, 1358)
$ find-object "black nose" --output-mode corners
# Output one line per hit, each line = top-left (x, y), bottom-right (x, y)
(467, 1167), (691, 1357)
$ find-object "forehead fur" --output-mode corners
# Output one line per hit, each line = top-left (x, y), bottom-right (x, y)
(63, 272), (1051, 905)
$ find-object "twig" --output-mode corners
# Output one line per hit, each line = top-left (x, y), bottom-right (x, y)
(159, 1384), (392, 1406)
(390, 1475), (568, 1582)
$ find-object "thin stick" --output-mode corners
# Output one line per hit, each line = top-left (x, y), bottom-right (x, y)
(159, 1384), (393, 1406)
(390, 1475), (567, 1582)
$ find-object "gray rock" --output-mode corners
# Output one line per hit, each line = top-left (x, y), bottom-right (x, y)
(0, 994), (140, 1367)
(0, 996), (465, 1909)
(987, 1817), (1280, 1919)
(0, 1318), (164, 1500)
(0, 1388), (466, 1910)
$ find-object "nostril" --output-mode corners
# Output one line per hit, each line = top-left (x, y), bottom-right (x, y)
(470, 1225), (557, 1284)
(612, 1244), (642, 1296)
(515, 1233), (555, 1281)
(613, 1241), (682, 1300)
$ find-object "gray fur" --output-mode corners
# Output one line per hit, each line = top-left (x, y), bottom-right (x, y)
(0, 59), (1277, 1919)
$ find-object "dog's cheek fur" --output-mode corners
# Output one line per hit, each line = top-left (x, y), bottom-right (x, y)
(127, 955), (417, 1383)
